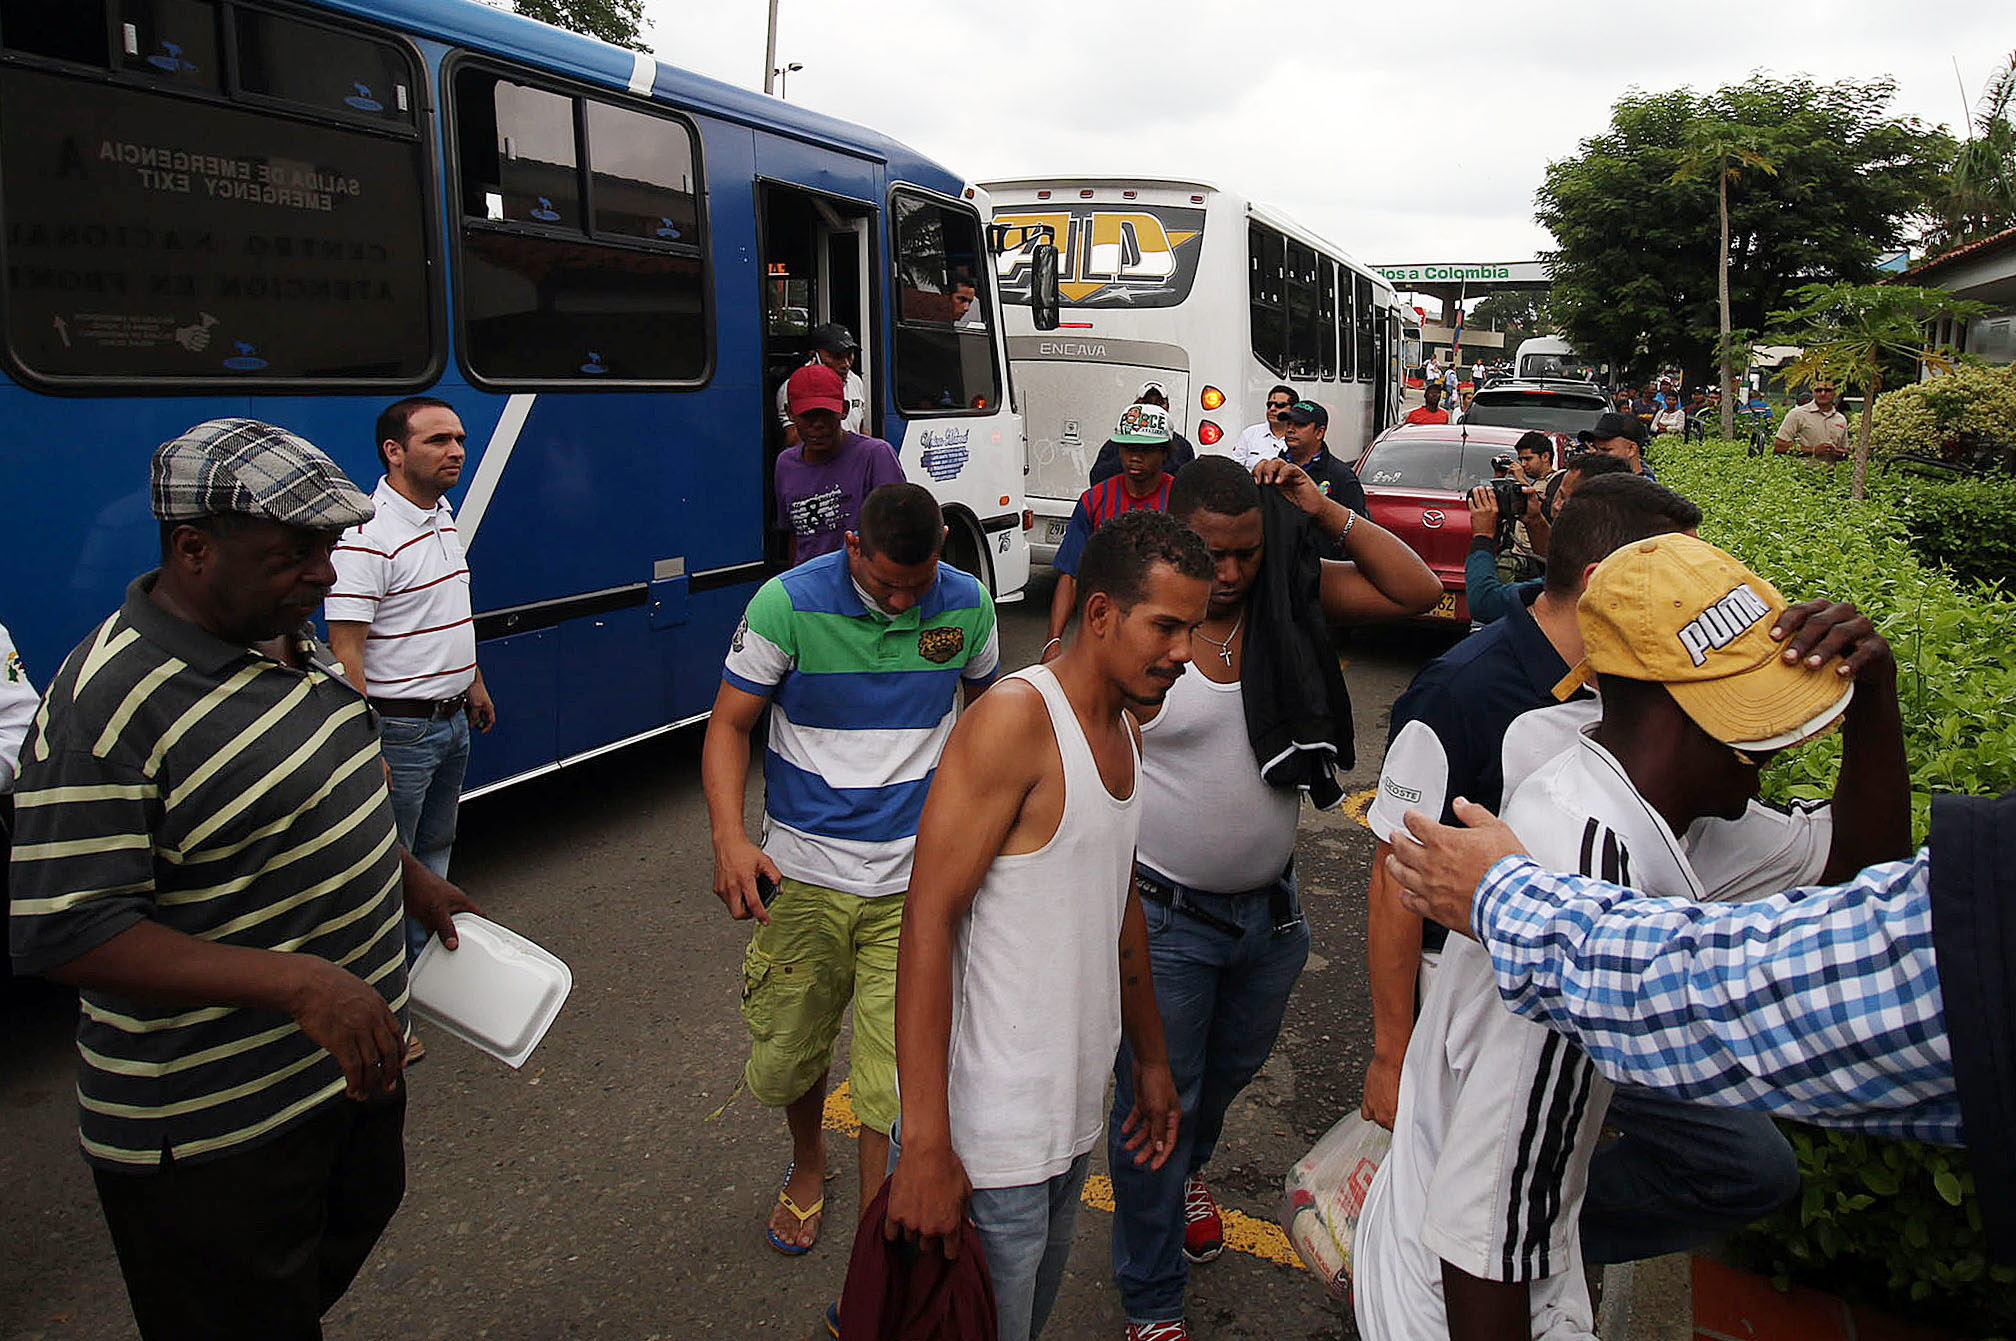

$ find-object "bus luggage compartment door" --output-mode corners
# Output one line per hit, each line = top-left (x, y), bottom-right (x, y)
(1013, 352), (1188, 507)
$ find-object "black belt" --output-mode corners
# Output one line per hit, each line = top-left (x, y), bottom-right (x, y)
(370, 693), (467, 720)
(1134, 864), (1299, 937)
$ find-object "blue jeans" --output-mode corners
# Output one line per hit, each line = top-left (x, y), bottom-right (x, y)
(1109, 865), (1310, 1324)
(889, 1120), (1090, 1341)
(1580, 1083), (1801, 1264)
(379, 712), (470, 961)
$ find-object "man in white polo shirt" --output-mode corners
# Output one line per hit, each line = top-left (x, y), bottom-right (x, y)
(328, 396), (496, 981)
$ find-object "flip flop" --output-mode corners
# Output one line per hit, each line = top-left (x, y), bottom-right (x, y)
(825, 1301), (840, 1337)
(764, 1161), (825, 1256)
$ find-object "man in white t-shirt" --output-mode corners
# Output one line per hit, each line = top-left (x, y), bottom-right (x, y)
(774, 323), (868, 445)
(1356, 534), (1908, 1340)
(1232, 384), (1296, 467)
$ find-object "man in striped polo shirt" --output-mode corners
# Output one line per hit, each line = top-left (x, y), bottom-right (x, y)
(1043, 402), (1176, 661)
(704, 482), (998, 1267)
(8, 419), (478, 1340)
(328, 397), (496, 981)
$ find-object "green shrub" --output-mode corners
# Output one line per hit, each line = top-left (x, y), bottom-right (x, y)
(1650, 441), (2016, 1330)
(1886, 476), (2016, 591)
(1868, 362), (2016, 459)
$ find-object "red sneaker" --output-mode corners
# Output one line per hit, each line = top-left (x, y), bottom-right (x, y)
(1181, 1176), (1223, 1264)
(1125, 1322), (1190, 1341)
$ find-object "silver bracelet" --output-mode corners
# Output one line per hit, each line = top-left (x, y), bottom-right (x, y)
(1336, 507), (1357, 543)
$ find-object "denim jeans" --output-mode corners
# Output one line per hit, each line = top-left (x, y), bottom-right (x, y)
(889, 1120), (1090, 1341)
(1109, 864), (1310, 1324)
(379, 711), (470, 961)
(1580, 1082), (1801, 1264)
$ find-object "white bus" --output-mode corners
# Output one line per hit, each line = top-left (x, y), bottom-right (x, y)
(982, 177), (1405, 561)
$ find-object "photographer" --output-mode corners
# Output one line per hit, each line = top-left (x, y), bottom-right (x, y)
(1464, 451), (1631, 624)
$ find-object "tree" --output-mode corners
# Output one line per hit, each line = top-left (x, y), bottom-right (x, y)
(511, 0), (647, 51)
(1769, 282), (1982, 499)
(1672, 122), (1778, 441)
(1537, 77), (1953, 395)
(1464, 291), (1550, 362)
(1923, 51), (2016, 250)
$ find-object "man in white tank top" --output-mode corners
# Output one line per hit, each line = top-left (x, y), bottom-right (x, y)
(884, 511), (1213, 1341)
(1110, 455), (1444, 1341)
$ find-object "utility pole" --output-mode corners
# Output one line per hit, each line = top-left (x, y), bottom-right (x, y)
(763, 0), (779, 95)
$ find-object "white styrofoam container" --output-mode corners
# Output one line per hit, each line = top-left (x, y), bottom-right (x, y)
(409, 914), (571, 1069)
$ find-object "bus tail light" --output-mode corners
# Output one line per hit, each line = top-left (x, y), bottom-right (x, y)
(1197, 420), (1223, 446)
(1200, 386), (1225, 411)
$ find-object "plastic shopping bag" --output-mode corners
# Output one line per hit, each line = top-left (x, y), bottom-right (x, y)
(1280, 1111), (1391, 1304)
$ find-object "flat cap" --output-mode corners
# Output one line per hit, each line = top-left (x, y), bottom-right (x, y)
(152, 419), (374, 530)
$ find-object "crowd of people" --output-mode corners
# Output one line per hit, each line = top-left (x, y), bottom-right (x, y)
(3, 360), (2007, 1341)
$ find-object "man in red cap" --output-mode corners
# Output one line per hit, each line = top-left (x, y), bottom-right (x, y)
(776, 364), (906, 566)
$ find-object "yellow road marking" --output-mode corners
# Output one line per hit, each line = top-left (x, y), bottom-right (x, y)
(826, 1086), (1304, 1272)
(1343, 787), (1376, 831)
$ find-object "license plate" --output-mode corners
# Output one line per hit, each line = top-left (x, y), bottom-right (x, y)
(1044, 518), (1069, 543)
(1431, 592), (1460, 618)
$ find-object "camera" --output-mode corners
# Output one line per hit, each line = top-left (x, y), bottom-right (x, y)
(1488, 477), (1525, 553)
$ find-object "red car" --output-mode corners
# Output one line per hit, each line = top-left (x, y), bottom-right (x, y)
(1353, 423), (1565, 623)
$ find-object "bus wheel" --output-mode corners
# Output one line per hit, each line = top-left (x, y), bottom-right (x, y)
(942, 516), (995, 596)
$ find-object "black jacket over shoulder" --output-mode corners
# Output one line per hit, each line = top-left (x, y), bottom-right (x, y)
(1241, 488), (1353, 808)
(1929, 790), (2016, 1263)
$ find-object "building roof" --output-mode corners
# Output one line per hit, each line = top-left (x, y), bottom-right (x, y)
(1902, 226), (2016, 282)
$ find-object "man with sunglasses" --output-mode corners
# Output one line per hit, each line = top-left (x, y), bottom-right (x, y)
(1233, 385), (1298, 468)
(1773, 381), (1849, 461)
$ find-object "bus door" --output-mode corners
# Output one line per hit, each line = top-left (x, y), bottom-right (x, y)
(757, 183), (875, 559)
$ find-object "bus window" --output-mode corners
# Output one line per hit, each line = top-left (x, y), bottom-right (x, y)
(1318, 259), (1338, 380)
(1354, 274), (1376, 381)
(1339, 261), (1357, 380)
(452, 65), (708, 385)
(1248, 223), (1286, 376)
(0, 8), (434, 385)
(1, 0), (109, 65)
(1286, 240), (1320, 379)
(891, 191), (999, 414)
(585, 101), (698, 244)
(116, 0), (220, 91)
(232, 8), (415, 126)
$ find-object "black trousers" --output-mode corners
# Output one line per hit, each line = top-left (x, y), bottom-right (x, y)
(93, 1088), (406, 1341)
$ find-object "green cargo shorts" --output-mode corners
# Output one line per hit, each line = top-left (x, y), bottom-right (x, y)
(739, 877), (903, 1135)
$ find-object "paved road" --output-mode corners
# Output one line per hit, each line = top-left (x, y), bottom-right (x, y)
(1, 571), (1457, 1341)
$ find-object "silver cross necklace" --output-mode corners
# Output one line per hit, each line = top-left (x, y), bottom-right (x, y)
(1195, 611), (1244, 667)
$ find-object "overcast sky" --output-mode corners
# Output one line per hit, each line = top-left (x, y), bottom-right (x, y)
(635, 1), (2009, 269)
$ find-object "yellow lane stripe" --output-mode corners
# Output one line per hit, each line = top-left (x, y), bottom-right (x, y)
(1343, 787), (1376, 832)
(823, 1080), (1304, 1273)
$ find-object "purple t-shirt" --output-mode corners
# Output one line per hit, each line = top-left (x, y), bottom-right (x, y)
(774, 432), (907, 565)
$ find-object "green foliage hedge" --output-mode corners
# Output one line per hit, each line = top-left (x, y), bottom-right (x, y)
(1886, 475), (2016, 591)
(1649, 441), (2016, 1331)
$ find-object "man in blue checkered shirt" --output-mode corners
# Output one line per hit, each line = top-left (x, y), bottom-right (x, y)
(1386, 788), (2016, 1267)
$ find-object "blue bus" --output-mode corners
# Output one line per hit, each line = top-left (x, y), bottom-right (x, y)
(0, 0), (1031, 794)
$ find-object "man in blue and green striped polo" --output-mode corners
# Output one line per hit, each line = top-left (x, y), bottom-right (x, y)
(703, 481), (999, 1267)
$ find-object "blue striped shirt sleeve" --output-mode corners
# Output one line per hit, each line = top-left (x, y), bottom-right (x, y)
(1473, 852), (1960, 1145)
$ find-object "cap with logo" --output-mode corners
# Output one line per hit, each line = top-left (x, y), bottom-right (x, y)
(1112, 402), (1173, 446)
(1285, 401), (1329, 427)
(151, 418), (374, 530)
(1577, 411), (1648, 446)
(808, 322), (858, 355)
(786, 363), (848, 418)
(1559, 533), (1852, 749)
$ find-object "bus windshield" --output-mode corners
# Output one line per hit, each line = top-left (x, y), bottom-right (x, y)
(993, 201), (1206, 309)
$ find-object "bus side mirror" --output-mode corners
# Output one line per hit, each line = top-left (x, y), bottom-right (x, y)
(1032, 243), (1061, 332)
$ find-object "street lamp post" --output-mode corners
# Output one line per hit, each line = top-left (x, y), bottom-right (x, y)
(774, 61), (803, 99)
